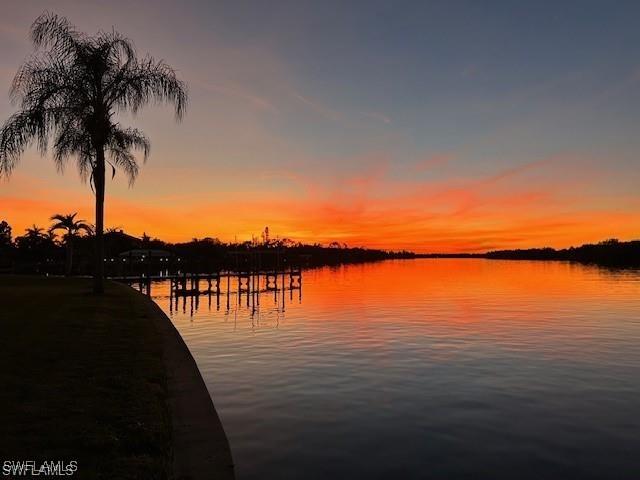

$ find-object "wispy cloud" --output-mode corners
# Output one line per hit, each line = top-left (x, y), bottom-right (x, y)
(476, 157), (551, 186)
(292, 92), (344, 123)
(414, 153), (455, 172)
(361, 111), (391, 124)
(192, 78), (278, 112)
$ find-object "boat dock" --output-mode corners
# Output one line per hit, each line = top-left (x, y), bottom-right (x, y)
(109, 269), (302, 297)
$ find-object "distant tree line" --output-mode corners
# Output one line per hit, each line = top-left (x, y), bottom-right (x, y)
(0, 218), (417, 275)
(2, 218), (637, 275)
(485, 239), (640, 267)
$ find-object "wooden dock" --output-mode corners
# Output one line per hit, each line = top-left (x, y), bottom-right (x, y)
(109, 269), (302, 298)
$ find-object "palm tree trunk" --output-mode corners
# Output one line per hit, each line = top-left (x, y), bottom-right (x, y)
(65, 238), (73, 276)
(93, 147), (106, 293)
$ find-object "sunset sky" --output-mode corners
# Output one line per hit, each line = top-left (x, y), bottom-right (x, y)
(1, 0), (639, 252)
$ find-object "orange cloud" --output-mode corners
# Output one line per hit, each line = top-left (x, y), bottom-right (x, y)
(2, 149), (638, 253)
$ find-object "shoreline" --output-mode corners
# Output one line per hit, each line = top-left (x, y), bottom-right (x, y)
(123, 282), (235, 479)
(0, 276), (234, 479)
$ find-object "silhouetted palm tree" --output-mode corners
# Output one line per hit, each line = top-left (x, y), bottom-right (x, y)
(25, 225), (46, 240)
(17, 225), (50, 251)
(0, 13), (187, 292)
(50, 212), (92, 276)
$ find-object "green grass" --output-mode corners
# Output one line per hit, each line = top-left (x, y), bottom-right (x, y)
(0, 276), (171, 479)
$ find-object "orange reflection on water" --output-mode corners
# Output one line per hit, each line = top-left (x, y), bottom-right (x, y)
(155, 259), (640, 355)
(154, 259), (640, 480)
(286, 259), (640, 349)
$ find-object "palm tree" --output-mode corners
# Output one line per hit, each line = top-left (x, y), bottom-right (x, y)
(25, 225), (46, 239)
(50, 212), (92, 276)
(0, 13), (187, 293)
(17, 225), (50, 252)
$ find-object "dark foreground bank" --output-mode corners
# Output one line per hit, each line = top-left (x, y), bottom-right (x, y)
(0, 276), (233, 479)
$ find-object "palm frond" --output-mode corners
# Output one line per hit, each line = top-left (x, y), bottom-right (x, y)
(53, 121), (93, 174)
(30, 12), (83, 60)
(75, 222), (93, 234)
(106, 56), (187, 120)
(109, 126), (150, 160)
(0, 110), (48, 176)
(49, 212), (91, 236)
(107, 148), (139, 185)
(97, 30), (136, 70)
(104, 126), (150, 185)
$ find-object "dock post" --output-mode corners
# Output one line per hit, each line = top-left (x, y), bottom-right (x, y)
(215, 273), (221, 304)
(247, 272), (251, 307)
(251, 271), (255, 309)
(281, 268), (286, 311)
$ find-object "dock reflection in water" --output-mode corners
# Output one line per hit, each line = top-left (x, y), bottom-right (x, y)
(150, 259), (640, 480)
(145, 271), (302, 329)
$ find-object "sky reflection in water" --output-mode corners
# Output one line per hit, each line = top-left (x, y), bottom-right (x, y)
(152, 259), (640, 480)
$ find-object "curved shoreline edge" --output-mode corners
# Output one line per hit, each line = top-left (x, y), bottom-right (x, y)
(124, 283), (235, 479)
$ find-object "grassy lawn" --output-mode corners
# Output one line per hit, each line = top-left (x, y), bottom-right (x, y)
(0, 276), (171, 479)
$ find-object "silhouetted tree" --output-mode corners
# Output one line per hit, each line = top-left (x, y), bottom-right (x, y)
(15, 224), (58, 263)
(141, 232), (151, 248)
(49, 212), (92, 276)
(599, 238), (620, 245)
(0, 13), (187, 292)
(486, 240), (640, 266)
(0, 220), (12, 249)
(24, 225), (46, 240)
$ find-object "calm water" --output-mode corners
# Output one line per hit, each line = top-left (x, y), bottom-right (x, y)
(151, 259), (640, 479)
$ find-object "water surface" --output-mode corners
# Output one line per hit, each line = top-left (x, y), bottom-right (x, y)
(151, 259), (640, 479)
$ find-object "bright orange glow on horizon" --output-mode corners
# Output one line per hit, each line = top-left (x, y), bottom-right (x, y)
(1, 153), (639, 253)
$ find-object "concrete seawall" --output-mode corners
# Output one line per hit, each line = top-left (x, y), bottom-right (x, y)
(124, 284), (235, 479)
